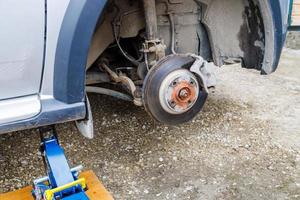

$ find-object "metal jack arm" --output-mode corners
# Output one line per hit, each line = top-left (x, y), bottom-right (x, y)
(33, 126), (89, 200)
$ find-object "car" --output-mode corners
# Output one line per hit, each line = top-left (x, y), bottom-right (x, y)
(0, 0), (297, 137)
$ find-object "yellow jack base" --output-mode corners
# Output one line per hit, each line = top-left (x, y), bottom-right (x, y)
(0, 171), (114, 200)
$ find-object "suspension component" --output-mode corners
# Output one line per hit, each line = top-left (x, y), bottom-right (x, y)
(100, 63), (142, 106)
(142, 0), (166, 67)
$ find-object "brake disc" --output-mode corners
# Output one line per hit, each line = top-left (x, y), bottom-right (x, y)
(142, 55), (208, 125)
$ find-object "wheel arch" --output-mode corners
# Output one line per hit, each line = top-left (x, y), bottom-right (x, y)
(53, 0), (108, 104)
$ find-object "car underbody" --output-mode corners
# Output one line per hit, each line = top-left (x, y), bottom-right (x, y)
(83, 0), (270, 125)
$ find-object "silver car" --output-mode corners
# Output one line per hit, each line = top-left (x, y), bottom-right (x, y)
(0, 0), (296, 137)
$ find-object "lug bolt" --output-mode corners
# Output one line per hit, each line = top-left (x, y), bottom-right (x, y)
(170, 101), (176, 108)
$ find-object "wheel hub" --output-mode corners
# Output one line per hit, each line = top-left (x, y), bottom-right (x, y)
(143, 55), (208, 125)
(159, 69), (199, 114)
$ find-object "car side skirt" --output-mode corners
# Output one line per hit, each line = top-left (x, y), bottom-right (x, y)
(0, 98), (85, 134)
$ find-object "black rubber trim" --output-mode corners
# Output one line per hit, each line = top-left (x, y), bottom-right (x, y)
(54, 0), (107, 104)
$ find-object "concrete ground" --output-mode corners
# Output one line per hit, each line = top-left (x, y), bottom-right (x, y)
(0, 48), (300, 199)
(286, 31), (300, 49)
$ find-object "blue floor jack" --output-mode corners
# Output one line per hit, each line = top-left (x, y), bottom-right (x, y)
(0, 126), (113, 200)
(32, 126), (89, 200)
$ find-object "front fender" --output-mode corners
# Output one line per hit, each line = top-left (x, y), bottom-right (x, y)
(263, 0), (291, 74)
(54, 0), (107, 104)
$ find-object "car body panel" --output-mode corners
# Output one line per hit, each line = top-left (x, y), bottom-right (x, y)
(0, 95), (40, 125)
(0, 0), (45, 100)
(42, 0), (70, 96)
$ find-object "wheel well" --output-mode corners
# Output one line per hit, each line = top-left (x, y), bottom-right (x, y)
(87, 0), (276, 74)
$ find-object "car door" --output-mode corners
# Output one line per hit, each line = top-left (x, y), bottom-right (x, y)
(0, 0), (45, 123)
